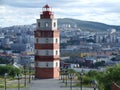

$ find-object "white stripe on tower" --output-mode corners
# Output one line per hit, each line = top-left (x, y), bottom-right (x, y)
(35, 61), (60, 68)
(34, 38), (60, 44)
(35, 49), (60, 56)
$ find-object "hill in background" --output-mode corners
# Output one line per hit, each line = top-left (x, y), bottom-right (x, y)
(58, 18), (120, 31)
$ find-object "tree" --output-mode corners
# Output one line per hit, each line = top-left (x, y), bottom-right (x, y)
(94, 61), (105, 68)
(97, 64), (120, 90)
(0, 65), (21, 77)
(111, 57), (117, 61)
(86, 70), (98, 78)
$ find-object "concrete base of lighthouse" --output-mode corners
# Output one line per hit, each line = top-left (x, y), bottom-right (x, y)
(35, 67), (60, 79)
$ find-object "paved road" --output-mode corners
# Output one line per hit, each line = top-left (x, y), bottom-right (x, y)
(0, 79), (97, 90)
(29, 79), (66, 90)
(29, 79), (96, 90)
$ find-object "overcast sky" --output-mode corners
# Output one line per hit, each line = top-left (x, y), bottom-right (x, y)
(0, 0), (120, 27)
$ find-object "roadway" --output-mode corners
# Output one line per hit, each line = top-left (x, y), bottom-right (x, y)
(0, 79), (97, 90)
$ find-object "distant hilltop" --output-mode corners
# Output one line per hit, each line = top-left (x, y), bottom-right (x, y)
(1, 18), (120, 32)
(58, 18), (120, 31)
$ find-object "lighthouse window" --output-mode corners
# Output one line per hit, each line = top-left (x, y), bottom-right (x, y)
(46, 50), (49, 55)
(35, 50), (38, 55)
(56, 50), (58, 55)
(46, 62), (48, 67)
(56, 62), (58, 67)
(55, 38), (58, 43)
(54, 22), (56, 27)
(35, 62), (38, 67)
(36, 38), (38, 43)
(45, 22), (49, 27)
(38, 22), (40, 27)
(46, 38), (49, 43)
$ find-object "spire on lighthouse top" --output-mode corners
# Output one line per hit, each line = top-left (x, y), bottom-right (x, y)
(43, 4), (50, 9)
(40, 4), (54, 19)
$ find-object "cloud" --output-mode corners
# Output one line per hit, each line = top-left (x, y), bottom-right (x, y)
(0, 6), (40, 27)
(1, 0), (46, 8)
(0, 0), (120, 27)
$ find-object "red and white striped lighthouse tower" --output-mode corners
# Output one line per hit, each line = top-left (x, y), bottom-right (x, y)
(34, 4), (60, 79)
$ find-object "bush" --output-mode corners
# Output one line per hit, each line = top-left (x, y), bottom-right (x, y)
(97, 64), (120, 90)
(77, 74), (93, 86)
(82, 76), (93, 84)
(0, 65), (21, 77)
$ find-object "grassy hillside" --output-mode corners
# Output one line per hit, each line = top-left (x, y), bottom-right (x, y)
(58, 18), (120, 31)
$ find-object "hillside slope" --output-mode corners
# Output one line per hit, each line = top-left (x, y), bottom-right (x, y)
(58, 18), (120, 31)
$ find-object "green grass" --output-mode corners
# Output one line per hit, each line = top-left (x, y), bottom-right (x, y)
(7, 84), (25, 88)
(0, 83), (25, 88)
(0, 78), (27, 88)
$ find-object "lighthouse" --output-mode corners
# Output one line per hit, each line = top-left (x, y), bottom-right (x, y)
(34, 4), (60, 79)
